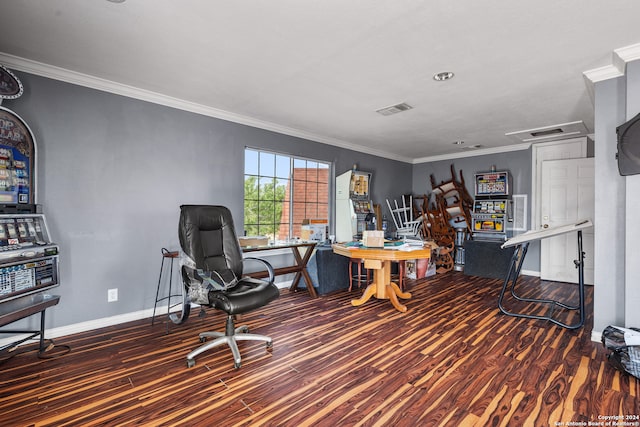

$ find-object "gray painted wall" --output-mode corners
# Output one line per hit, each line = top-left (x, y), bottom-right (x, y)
(412, 149), (537, 271)
(4, 72), (411, 330)
(9, 69), (612, 336)
(592, 64), (639, 333)
(624, 60), (640, 326)
(593, 76), (627, 332)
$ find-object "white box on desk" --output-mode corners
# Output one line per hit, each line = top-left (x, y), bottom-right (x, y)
(362, 230), (384, 247)
(238, 236), (269, 248)
(301, 221), (327, 241)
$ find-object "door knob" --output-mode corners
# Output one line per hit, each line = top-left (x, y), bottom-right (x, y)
(543, 224), (549, 229)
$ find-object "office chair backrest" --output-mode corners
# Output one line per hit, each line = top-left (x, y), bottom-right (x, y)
(179, 205), (244, 278)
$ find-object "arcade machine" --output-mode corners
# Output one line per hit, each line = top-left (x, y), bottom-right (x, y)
(335, 167), (374, 242)
(0, 65), (64, 360)
(471, 170), (510, 241)
(464, 169), (515, 279)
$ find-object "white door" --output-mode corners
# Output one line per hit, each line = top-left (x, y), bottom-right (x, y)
(531, 137), (587, 229)
(540, 158), (594, 284)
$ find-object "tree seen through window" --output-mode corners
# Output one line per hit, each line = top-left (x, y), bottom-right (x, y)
(244, 149), (329, 241)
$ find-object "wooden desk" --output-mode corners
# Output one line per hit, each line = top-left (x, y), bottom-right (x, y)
(332, 244), (431, 312)
(243, 242), (318, 298)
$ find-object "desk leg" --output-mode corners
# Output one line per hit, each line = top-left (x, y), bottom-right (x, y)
(288, 246), (317, 298)
(351, 284), (377, 306)
(386, 285), (408, 312)
(389, 282), (411, 299)
(387, 278), (411, 313)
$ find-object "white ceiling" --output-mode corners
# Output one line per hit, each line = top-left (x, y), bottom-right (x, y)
(1, 0), (640, 163)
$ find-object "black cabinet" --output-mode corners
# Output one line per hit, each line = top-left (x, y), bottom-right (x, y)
(305, 246), (350, 295)
(463, 240), (515, 280)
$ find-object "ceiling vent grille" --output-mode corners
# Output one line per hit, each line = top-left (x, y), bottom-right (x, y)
(505, 121), (588, 143)
(376, 102), (413, 116)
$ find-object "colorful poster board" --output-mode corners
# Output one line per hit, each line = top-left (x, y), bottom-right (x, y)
(0, 107), (35, 206)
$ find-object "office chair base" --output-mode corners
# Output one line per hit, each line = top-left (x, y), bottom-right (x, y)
(186, 324), (272, 369)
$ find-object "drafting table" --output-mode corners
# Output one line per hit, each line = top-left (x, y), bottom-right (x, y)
(498, 219), (593, 329)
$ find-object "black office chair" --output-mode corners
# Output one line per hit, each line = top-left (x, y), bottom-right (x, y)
(178, 205), (280, 369)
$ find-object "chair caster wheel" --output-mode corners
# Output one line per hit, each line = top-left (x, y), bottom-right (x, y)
(199, 336), (207, 343)
(187, 358), (196, 368)
(266, 341), (273, 351)
(234, 362), (241, 369)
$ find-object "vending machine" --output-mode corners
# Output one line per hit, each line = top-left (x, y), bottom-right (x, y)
(471, 170), (510, 241)
(335, 168), (374, 242)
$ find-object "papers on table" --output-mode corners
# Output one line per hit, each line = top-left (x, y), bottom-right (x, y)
(341, 239), (426, 251)
(393, 243), (424, 251)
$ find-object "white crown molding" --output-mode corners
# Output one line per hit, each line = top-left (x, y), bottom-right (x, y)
(583, 42), (640, 84)
(0, 52), (412, 164)
(614, 43), (640, 64)
(412, 142), (531, 164)
(583, 64), (624, 84)
(582, 43), (640, 107)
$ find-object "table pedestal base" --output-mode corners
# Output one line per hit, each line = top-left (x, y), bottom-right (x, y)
(350, 259), (412, 312)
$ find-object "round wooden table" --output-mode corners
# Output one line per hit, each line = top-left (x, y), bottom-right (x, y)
(332, 243), (431, 312)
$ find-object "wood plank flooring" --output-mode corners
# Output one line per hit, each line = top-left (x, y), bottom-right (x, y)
(1, 272), (638, 426)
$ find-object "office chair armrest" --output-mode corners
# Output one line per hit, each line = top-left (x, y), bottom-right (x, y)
(243, 257), (275, 284)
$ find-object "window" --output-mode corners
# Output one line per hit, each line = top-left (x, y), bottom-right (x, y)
(244, 148), (330, 240)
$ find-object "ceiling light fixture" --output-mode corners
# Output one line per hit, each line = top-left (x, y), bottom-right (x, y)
(107, 0), (126, 3)
(433, 71), (454, 81)
(452, 140), (465, 145)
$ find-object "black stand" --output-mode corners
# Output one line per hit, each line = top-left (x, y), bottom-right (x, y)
(0, 294), (70, 363)
(498, 221), (591, 330)
(152, 248), (190, 333)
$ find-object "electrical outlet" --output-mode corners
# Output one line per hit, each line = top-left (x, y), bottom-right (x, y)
(107, 288), (118, 302)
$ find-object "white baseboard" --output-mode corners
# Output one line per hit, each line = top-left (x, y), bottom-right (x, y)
(0, 305), (181, 349)
(521, 269), (540, 277)
(1, 279), (294, 349)
(275, 280), (293, 289)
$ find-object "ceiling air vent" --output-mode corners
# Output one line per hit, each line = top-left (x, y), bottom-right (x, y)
(505, 121), (588, 143)
(376, 102), (413, 116)
(461, 144), (483, 150)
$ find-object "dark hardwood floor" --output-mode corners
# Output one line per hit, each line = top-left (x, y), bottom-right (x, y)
(1, 272), (638, 426)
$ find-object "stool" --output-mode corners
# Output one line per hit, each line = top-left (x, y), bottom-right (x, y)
(349, 258), (370, 291)
(151, 248), (181, 333)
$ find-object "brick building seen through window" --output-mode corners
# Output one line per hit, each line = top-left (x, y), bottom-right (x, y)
(244, 149), (329, 241)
